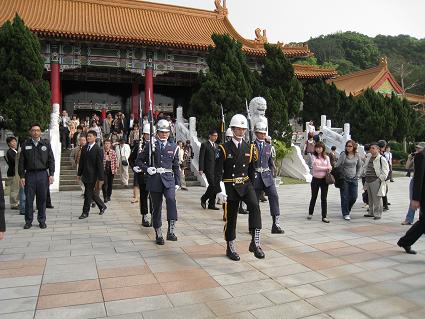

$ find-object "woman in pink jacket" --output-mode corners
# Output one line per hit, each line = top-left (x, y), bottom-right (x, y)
(308, 141), (332, 223)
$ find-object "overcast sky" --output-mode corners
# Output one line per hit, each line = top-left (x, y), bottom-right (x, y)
(158, 0), (425, 43)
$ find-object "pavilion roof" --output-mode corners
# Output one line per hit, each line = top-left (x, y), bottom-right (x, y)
(0, 0), (311, 58)
(293, 64), (338, 79)
(405, 93), (425, 105)
(326, 57), (403, 96)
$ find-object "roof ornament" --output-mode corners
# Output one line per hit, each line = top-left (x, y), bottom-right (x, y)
(214, 0), (228, 16)
(379, 56), (388, 67)
(255, 28), (268, 44)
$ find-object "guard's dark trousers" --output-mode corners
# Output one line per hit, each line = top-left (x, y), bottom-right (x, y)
(25, 170), (48, 224)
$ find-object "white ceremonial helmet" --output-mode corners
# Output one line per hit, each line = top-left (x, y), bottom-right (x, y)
(156, 119), (170, 132)
(142, 124), (151, 134)
(225, 127), (233, 137)
(254, 121), (267, 133)
(229, 114), (248, 129)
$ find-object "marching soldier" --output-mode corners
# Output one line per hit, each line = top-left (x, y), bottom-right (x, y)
(253, 122), (284, 234)
(138, 120), (180, 245)
(216, 114), (265, 261)
(134, 124), (153, 227)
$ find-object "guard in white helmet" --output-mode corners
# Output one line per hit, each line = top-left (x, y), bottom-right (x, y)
(133, 124), (154, 227)
(138, 119), (180, 245)
(216, 114), (265, 261)
(253, 122), (284, 234)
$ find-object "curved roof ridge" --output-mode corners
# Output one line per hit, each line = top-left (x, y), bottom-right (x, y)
(331, 64), (385, 82)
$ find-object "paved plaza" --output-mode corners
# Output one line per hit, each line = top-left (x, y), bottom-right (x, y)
(0, 177), (424, 319)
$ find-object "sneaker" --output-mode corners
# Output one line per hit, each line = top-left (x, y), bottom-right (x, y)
(322, 218), (330, 223)
(307, 215), (312, 220)
(401, 220), (412, 225)
(343, 215), (351, 220)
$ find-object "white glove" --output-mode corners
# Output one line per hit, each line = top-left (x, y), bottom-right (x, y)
(217, 192), (227, 203)
(133, 166), (142, 173)
(147, 167), (157, 175)
(175, 185), (180, 190)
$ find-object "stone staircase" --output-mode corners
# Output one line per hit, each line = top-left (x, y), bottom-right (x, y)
(59, 149), (133, 191)
(59, 150), (201, 191)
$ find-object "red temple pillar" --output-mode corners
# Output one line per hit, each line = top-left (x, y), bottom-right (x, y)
(144, 66), (154, 116)
(131, 82), (140, 120)
(50, 59), (61, 109)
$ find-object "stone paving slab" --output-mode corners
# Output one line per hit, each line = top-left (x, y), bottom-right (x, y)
(0, 177), (424, 318)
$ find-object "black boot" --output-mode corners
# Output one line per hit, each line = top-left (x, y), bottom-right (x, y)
(141, 215), (150, 227)
(271, 216), (284, 234)
(155, 227), (164, 245)
(249, 229), (265, 259)
(166, 220), (177, 241)
(226, 240), (240, 261)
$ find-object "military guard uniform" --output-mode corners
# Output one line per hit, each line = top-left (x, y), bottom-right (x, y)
(139, 120), (180, 245)
(216, 114), (265, 261)
(18, 137), (55, 229)
(134, 124), (153, 227)
(253, 122), (283, 234)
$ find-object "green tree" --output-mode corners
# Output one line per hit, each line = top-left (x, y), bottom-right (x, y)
(189, 34), (258, 138)
(258, 44), (303, 142)
(0, 15), (51, 138)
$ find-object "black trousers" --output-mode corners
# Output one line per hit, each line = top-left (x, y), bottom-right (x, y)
(138, 182), (152, 215)
(83, 182), (106, 214)
(25, 171), (48, 224)
(224, 185), (262, 242)
(202, 174), (219, 207)
(102, 168), (114, 199)
(60, 126), (70, 149)
(309, 177), (328, 218)
(399, 209), (425, 247)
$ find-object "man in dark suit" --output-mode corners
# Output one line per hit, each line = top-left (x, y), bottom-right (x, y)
(397, 147), (425, 254)
(0, 168), (5, 240)
(78, 130), (106, 219)
(199, 129), (219, 210)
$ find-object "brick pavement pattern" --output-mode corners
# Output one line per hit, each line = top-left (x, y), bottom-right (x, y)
(0, 177), (424, 318)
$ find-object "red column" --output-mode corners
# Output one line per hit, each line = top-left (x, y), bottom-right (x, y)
(131, 82), (140, 120)
(144, 67), (154, 115)
(50, 62), (61, 108)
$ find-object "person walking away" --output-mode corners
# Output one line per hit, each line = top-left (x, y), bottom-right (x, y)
(117, 138), (131, 186)
(378, 140), (390, 210)
(397, 145), (425, 254)
(304, 132), (316, 169)
(18, 124), (55, 229)
(308, 141), (332, 223)
(139, 120), (180, 244)
(5, 136), (19, 210)
(253, 122), (283, 233)
(335, 140), (362, 220)
(134, 124), (153, 227)
(177, 141), (188, 190)
(199, 129), (220, 210)
(328, 146), (338, 168)
(77, 130), (107, 219)
(401, 142), (425, 225)
(102, 140), (118, 203)
(362, 142), (389, 220)
(384, 145), (394, 182)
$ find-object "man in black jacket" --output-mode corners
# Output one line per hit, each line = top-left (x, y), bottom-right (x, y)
(78, 130), (107, 219)
(19, 124), (55, 229)
(397, 148), (425, 254)
(5, 136), (19, 210)
(0, 169), (5, 240)
(199, 129), (219, 210)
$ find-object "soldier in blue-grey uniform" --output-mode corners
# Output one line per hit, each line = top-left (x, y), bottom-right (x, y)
(18, 123), (55, 230)
(252, 121), (284, 234)
(216, 114), (265, 261)
(136, 119), (180, 245)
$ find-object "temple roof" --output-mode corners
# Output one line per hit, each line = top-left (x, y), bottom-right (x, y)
(0, 0), (311, 58)
(326, 57), (403, 96)
(293, 64), (338, 79)
(327, 57), (425, 104)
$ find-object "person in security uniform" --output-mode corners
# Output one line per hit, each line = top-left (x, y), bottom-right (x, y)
(253, 121), (284, 234)
(134, 124), (154, 227)
(18, 123), (55, 229)
(216, 114), (265, 261)
(137, 119), (180, 245)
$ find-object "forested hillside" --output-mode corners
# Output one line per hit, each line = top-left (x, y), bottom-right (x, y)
(302, 32), (425, 95)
